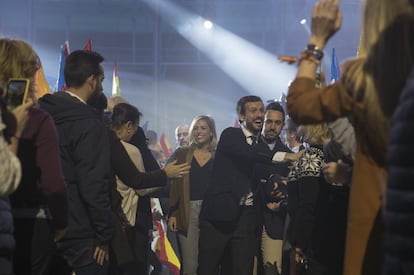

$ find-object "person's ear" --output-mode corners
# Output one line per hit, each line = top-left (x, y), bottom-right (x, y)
(86, 75), (96, 90)
(238, 114), (245, 124)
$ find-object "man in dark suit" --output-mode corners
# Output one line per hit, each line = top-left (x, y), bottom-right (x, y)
(254, 102), (292, 275)
(198, 96), (297, 275)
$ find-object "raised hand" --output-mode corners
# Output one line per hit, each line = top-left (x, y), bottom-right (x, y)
(309, 0), (343, 49)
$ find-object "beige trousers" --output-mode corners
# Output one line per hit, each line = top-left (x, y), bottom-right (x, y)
(261, 226), (283, 274)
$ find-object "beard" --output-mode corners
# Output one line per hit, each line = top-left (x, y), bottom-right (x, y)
(263, 130), (279, 143)
(87, 85), (103, 106)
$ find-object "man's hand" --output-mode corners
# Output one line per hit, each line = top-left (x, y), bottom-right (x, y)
(53, 228), (66, 242)
(93, 244), (109, 266)
(270, 181), (287, 199)
(285, 150), (304, 161)
(266, 201), (282, 212)
(168, 216), (177, 232)
(323, 160), (349, 184)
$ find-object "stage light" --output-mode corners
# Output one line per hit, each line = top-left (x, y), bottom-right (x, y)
(300, 19), (307, 25)
(203, 20), (213, 30)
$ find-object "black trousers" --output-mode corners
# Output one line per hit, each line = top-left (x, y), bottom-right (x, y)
(13, 218), (56, 275)
(197, 207), (257, 275)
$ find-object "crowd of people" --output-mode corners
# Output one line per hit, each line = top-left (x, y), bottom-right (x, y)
(1, 0), (414, 274)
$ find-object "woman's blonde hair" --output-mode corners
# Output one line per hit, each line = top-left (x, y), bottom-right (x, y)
(360, 0), (413, 54)
(189, 115), (217, 151)
(347, 0), (413, 166)
(299, 123), (330, 146)
(0, 39), (38, 94)
(353, 65), (390, 166)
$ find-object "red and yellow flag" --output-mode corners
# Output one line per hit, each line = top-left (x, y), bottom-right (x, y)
(34, 57), (51, 99)
(159, 132), (173, 158)
(154, 220), (181, 275)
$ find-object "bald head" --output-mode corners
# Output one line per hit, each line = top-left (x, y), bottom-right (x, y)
(175, 124), (189, 147)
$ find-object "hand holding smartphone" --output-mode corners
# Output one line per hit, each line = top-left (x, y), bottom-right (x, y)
(3, 78), (30, 110)
(264, 173), (288, 202)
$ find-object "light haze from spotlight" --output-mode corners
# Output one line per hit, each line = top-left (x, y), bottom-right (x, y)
(142, 0), (296, 100)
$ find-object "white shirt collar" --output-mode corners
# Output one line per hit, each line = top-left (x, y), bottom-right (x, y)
(241, 125), (259, 145)
(65, 90), (87, 104)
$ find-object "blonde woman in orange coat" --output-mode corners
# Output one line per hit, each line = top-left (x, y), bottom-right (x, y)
(286, 0), (414, 274)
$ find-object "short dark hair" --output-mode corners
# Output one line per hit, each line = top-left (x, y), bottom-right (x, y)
(265, 102), (286, 122)
(64, 50), (104, 88)
(111, 103), (142, 130)
(236, 95), (263, 115)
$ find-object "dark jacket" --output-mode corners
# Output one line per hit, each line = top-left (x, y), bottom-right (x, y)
(0, 197), (14, 256)
(10, 107), (68, 230)
(287, 144), (346, 275)
(200, 127), (273, 222)
(384, 68), (414, 275)
(254, 137), (291, 239)
(130, 127), (161, 172)
(39, 92), (114, 244)
(108, 130), (167, 190)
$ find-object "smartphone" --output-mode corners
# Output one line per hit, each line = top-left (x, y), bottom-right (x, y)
(4, 78), (30, 109)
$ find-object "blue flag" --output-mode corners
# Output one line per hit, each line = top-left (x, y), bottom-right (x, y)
(141, 121), (149, 132)
(330, 48), (341, 83)
(55, 41), (70, 91)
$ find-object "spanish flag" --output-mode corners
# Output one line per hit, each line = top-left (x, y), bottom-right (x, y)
(159, 132), (173, 158)
(154, 220), (181, 275)
(34, 56), (51, 99)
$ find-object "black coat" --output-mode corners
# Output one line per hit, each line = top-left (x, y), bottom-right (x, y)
(39, 92), (114, 244)
(0, 197), (14, 255)
(253, 137), (291, 239)
(384, 68), (414, 275)
(200, 127), (273, 222)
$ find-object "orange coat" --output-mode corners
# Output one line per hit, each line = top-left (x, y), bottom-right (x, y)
(169, 147), (194, 236)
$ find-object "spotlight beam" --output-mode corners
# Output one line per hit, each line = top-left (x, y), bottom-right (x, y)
(142, 0), (296, 99)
